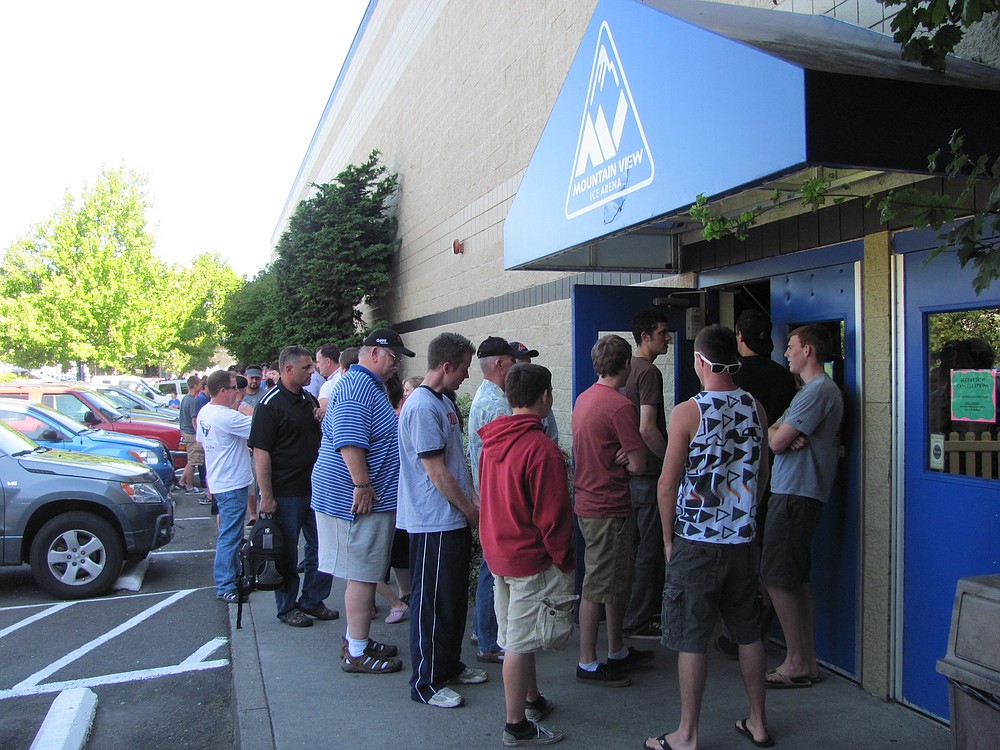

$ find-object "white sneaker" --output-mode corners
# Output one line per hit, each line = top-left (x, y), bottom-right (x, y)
(447, 666), (488, 685)
(427, 687), (464, 708)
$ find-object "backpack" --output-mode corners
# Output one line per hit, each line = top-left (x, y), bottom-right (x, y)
(236, 514), (286, 629)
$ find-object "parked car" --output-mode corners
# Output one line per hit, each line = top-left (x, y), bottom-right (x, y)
(0, 397), (175, 489)
(0, 422), (174, 598)
(88, 385), (180, 423)
(155, 379), (190, 401)
(0, 383), (186, 472)
(92, 376), (170, 405)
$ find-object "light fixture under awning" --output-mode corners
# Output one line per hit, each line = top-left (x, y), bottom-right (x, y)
(504, 0), (1000, 272)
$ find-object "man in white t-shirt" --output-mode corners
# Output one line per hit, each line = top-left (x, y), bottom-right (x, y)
(198, 369), (255, 603)
(315, 343), (341, 417)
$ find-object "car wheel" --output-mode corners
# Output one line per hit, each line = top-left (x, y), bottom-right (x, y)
(29, 512), (124, 599)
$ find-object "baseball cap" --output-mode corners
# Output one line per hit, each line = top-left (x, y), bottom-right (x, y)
(245, 367), (263, 378)
(477, 336), (521, 358)
(508, 341), (539, 359)
(362, 327), (415, 357)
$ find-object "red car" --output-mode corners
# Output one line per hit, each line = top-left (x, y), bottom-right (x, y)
(0, 383), (187, 471)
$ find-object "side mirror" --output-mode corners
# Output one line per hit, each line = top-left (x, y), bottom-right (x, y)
(83, 411), (101, 426)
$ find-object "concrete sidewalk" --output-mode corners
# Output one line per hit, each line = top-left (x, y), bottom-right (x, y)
(227, 579), (950, 750)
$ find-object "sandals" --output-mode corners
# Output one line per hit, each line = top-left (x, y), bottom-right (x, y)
(341, 651), (403, 674)
(339, 635), (399, 659)
(280, 610), (313, 628)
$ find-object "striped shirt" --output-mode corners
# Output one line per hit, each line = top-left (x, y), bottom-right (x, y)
(310, 364), (399, 520)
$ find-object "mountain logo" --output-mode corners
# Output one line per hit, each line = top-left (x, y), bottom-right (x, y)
(565, 20), (654, 220)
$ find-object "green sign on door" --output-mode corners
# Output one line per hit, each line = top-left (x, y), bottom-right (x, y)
(950, 369), (997, 422)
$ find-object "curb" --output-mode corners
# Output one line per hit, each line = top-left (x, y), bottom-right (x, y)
(30, 687), (97, 750)
(112, 556), (150, 593)
(227, 601), (275, 750)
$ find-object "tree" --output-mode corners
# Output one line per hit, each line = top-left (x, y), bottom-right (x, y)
(224, 150), (400, 358)
(883, 0), (1000, 71)
(0, 166), (167, 370)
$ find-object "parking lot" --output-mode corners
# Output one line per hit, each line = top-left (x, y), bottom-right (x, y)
(0, 491), (235, 749)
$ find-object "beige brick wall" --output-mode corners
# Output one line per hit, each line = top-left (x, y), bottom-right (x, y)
(861, 231), (893, 697)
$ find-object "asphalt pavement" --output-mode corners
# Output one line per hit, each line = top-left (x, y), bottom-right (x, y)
(227, 578), (952, 750)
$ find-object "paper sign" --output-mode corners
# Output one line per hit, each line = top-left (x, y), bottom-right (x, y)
(929, 433), (944, 471)
(950, 369), (997, 422)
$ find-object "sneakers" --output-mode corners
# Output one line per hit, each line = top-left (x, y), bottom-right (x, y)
(341, 651), (403, 674)
(502, 720), (564, 746)
(217, 590), (246, 604)
(524, 694), (554, 722)
(606, 646), (655, 672)
(575, 663), (631, 687)
(477, 649), (505, 664)
(624, 621), (662, 640)
(447, 666), (488, 685)
(427, 687), (464, 708)
(198, 495), (213, 505)
(182, 484), (202, 495)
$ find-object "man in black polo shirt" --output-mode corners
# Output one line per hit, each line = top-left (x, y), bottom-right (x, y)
(249, 345), (338, 627)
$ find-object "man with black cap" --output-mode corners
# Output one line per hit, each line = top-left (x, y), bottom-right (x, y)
(510, 341), (559, 444)
(467, 336), (521, 664)
(312, 327), (415, 673)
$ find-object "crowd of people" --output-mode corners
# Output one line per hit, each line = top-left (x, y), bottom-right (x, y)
(181, 310), (842, 748)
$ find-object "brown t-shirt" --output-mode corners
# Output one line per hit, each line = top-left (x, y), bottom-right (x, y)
(620, 355), (666, 476)
(571, 383), (644, 517)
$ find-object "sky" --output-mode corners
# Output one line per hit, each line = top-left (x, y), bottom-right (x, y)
(0, 1), (369, 278)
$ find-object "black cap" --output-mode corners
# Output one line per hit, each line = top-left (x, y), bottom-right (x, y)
(508, 341), (539, 359)
(477, 336), (520, 358)
(235, 375), (249, 389)
(362, 327), (415, 357)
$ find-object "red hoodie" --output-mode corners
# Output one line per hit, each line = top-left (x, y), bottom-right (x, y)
(477, 413), (574, 577)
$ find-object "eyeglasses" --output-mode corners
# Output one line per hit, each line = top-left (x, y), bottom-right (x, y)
(381, 348), (402, 364)
(220, 385), (236, 391)
(695, 351), (742, 374)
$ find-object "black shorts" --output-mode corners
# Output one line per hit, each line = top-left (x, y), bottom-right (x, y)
(760, 493), (823, 587)
(661, 537), (760, 654)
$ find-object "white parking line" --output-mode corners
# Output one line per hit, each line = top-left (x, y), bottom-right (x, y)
(12, 589), (196, 691)
(0, 603), (73, 641)
(1, 639), (229, 700)
(149, 548), (216, 555)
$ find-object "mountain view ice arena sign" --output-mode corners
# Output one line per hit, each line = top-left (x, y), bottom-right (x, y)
(565, 21), (654, 220)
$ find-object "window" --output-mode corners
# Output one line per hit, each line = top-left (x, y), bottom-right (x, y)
(927, 308), (1000, 479)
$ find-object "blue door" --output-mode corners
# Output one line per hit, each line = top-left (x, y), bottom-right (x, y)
(769, 263), (860, 679)
(901, 246), (1000, 718)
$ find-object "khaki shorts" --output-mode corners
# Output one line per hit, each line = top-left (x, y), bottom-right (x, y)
(316, 510), (395, 583)
(494, 565), (577, 653)
(578, 514), (634, 604)
(182, 434), (204, 466)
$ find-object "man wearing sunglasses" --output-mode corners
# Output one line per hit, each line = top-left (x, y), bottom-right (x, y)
(648, 324), (771, 750)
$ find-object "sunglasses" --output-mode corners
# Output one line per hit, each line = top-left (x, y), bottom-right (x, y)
(696, 351), (742, 374)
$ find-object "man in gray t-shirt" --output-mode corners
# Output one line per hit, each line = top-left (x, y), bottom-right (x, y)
(761, 325), (844, 689)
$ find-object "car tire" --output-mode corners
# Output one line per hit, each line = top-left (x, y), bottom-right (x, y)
(29, 512), (124, 599)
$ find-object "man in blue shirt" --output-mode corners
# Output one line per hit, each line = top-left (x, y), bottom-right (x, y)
(312, 328), (414, 673)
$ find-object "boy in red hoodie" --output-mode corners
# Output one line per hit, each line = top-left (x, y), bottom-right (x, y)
(478, 363), (576, 747)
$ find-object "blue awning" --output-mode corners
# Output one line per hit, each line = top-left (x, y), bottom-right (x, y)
(504, 0), (1000, 271)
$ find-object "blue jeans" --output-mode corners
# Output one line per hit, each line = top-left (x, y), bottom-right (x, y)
(271, 495), (333, 619)
(213, 487), (249, 596)
(474, 552), (500, 652)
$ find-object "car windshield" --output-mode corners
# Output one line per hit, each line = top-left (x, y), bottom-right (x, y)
(26, 402), (92, 435)
(99, 389), (135, 410)
(83, 390), (127, 421)
(124, 390), (160, 410)
(0, 421), (41, 455)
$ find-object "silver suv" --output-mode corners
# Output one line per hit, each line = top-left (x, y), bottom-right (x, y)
(0, 422), (174, 599)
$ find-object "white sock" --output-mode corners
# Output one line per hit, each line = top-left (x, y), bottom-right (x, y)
(578, 661), (598, 671)
(608, 646), (629, 660)
(347, 634), (368, 658)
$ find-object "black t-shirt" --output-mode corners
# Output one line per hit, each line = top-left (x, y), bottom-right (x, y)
(733, 355), (797, 428)
(248, 380), (321, 496)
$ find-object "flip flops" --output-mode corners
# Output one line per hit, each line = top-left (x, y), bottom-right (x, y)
(735, 718), (775, 748)
(765, 668), (812, 689)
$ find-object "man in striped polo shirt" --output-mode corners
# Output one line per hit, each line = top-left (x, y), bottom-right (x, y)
(311, 328), (415, 673)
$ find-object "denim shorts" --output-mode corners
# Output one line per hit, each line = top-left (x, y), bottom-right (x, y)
(578, 514), (634, 604)
(494, 565), (577, 653)
(760, 493), (823, 587)
(661, 537), (759, 654)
